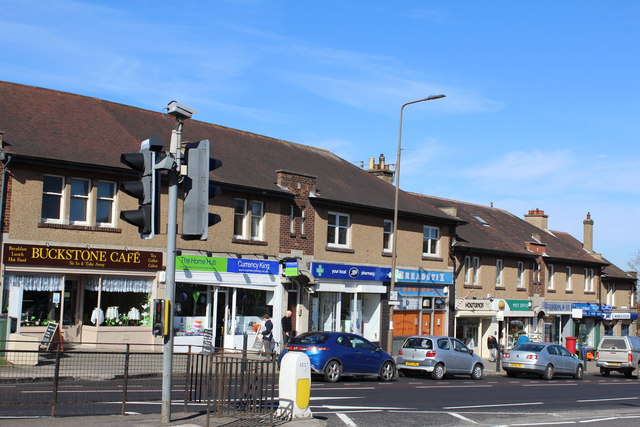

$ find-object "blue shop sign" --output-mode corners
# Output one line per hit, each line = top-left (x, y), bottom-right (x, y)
(311, 262), (389, 281)
(396, 269), (453, 285)
(228, 258), (279, 275)
(543, 302), (572, 313)
(397, 285), (447, 297)
(311, 262), (453, 284)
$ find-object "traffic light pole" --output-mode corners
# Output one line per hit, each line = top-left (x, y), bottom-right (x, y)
(161, 122), (182, 424)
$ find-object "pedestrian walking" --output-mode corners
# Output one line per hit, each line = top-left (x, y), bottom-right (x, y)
(281, 310), (293, 346)
(261, 314), (274, 356)
(487, 334), (498, 362)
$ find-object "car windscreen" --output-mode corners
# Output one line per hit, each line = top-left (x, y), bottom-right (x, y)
(402, 338), (433, 349)
(513, 343), (544, 352)
(288, 333), (329, 345)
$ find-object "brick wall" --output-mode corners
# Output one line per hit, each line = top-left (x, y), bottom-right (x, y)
(277, 171), (316, 256)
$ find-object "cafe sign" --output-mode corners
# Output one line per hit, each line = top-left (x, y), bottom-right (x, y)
(3, 243), (162, 271)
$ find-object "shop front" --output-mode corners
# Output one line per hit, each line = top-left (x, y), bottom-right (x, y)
(393, 268), (452, 351)
(175, 255), (281, 352)
(571, 303), (604, 351)
(2, 243), (161, 346)
(455, 297), (497, 358)
(602, 311), (639, 336)
(310, 262), (387, 344)
(540, 301), (573, 344)
(493, 299), (535, 348)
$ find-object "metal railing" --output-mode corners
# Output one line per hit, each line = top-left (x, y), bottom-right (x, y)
(0, 340), (280, 422)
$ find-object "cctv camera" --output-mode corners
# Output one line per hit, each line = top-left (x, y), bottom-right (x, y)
(166, 101), (197, 120)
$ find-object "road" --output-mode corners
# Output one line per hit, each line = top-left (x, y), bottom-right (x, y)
(1, 372), (640, 425)
(311, 372), (640, 426)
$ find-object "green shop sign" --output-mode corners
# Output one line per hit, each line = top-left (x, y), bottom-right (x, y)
(176, 255), (279, 275)
(506, 299), (530, 311)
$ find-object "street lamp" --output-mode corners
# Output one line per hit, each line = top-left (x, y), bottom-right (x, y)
(387, 94), (446, 354)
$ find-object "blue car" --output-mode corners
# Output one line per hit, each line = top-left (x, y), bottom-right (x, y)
(279, 331), (396, 383)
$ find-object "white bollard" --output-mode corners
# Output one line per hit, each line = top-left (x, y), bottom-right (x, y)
(277, 351), (313, 419)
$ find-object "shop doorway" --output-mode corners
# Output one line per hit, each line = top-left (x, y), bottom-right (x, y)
(287, 289), (298, 336)
(62, 280), (81, 342)
(214, 289), (227, 348)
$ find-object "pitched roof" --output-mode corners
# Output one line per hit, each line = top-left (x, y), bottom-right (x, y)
(0, 81), (457, 223)
(413, 194), (607, 266)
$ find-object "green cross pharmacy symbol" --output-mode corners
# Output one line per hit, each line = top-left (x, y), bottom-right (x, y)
(315, 264), (325, 277)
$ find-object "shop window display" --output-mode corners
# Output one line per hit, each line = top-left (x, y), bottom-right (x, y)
(174, 283), (208, 336)
(21, 291), (59, 326)
(235, 288), (269, 335)
(83, 290), (150, 326)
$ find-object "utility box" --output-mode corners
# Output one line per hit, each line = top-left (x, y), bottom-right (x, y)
(277, 352), (313, 420)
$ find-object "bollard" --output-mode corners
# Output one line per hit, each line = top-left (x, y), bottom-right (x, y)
(496, 345), (503, 372)
(276, 352), (312, 420)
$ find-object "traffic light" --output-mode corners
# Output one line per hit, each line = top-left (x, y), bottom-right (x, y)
(182, 139), (222, 240)
(119, 136), (163, 239)
(152, 299), (170, 336)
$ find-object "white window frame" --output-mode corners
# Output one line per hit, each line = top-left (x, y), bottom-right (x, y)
(234, 198), (248, 238)
(533, 261), (541, 283)
(606, 283), (615, 306)
(472, 256), (480, 285)
(289, 205), (295, 234)
(495, 259), (503, 288)
(565, 266), (572, 291)
(517, 261), (525, 289)
(69, 178), (91, 225)
(631, 286), (637, 308)
(300, 206), (306, 236)
(422, 226), (440, 257)
(463, 256), (472, 285)
(327, 211), (350, 248)
(95, 180), (116, 227)
(547, 264), (555, 290)
(383, 220), (393, 253)
(250, 200), (264, 240)
(584, 268), (594, 292)
(41, 175), (65, 224)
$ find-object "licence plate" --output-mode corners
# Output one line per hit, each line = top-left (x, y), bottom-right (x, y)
(608, 362), (621, 366)
(405, 362), (420, 366)
(509, 363), (524, 368)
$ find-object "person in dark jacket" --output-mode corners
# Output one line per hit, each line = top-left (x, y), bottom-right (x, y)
(261, 314), (273, 354)
(281, 310), (293, 346)
(488, 334), (498, 362)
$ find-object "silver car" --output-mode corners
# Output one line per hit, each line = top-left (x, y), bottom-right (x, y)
(503, 342), (584, 380)
(396, 335), (484, 380)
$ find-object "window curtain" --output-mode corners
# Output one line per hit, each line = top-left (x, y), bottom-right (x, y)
(85, 277), (152, 293)
(7, 273), (63, 291)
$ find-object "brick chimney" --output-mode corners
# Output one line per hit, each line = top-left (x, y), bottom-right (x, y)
(583, 212), (594, 253)
(524, 209), (548, 231)
(367, 154), (394, 184)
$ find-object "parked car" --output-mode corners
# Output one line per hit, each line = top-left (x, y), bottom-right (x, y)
(396, 335), (484, 380)
(596, 335), (640, 378)
(503, 342), (584, 380)
(279, 331), (396, 383)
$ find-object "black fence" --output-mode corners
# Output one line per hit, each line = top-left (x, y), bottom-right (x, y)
(0, 341), (280, 423)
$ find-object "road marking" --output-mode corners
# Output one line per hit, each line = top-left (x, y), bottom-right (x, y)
(578, 415), (640, 423)
(310, 396), (363, 401)
(336, 413), (358, 427)
(417, 385), (493, 389)
(319, 404), (413, 410)
(577, 397), (639, 403)
(444, 402), (543, 409)
(312, 387), (374, 391)
(521, 383), (577, 387)
(449, 412), (478, 424)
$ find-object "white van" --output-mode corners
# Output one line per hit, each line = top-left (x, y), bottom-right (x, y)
(595, 335), (640, 378)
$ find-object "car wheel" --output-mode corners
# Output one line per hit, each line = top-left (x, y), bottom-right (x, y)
(600, 367), (610, 377)
(624, 370), (633, 378)
(431, 363), (445, 380)
(506, 370), (518, 378)
(542, 364), (554, 381)
(470, 364), (483, 380)
(324, 360), (342, 383)
(574, 364), (584, 380)
(379, 361), (395, 381)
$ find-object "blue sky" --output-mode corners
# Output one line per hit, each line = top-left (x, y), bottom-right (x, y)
(2, 0), (639, 269)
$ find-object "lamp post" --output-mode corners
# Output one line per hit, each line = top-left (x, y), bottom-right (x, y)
(387, 94), (446, 354)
